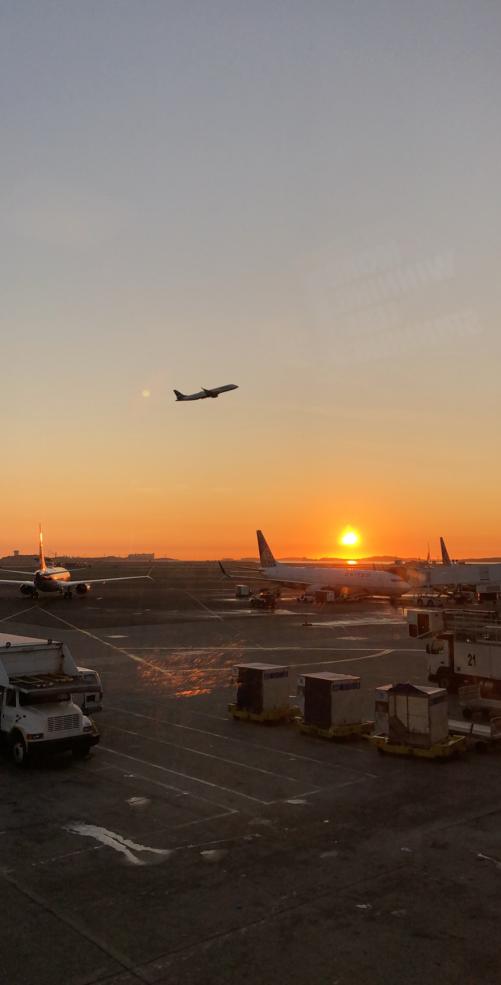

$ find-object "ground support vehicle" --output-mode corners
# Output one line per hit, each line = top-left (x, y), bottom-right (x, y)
(0, 634), (100, 766)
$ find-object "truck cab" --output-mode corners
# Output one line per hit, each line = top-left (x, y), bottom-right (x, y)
(0, 685), (98, 766)
(0, 634), (100, 766)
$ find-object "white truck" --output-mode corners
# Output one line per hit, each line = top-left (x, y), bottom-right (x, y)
(427, 628), (501, 713)
(0, 634), (100, 766)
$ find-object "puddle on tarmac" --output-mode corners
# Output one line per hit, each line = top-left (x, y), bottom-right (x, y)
(200, 849), (228, 862)
(127, 796), (150, 808)
(65, 823), (171, 866)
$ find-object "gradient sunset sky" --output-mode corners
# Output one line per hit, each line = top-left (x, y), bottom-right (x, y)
(2, 2), (500, 559)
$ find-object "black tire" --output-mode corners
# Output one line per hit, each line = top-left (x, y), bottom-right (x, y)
(72, 743), (91, 759)
(10, 731), (28, 768)
(436, 671), (449, 691)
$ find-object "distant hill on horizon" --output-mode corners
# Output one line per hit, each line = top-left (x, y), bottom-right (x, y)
(238, 555), (501, 564)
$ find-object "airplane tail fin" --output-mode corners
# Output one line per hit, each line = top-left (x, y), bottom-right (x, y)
(440, 537), (451, 565)
(173, 390), (186, 401)
(256, 530), (277, 567)
(39, 524), (47, 571)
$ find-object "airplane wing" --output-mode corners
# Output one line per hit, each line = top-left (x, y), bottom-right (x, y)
(0, 567), (37, 576)
(0, 577), (35, 586)
(65, 574), (153, 587)
(65, 574), (152, 587)
(203, 384), (238, 397)
(218, 561), (259, 578)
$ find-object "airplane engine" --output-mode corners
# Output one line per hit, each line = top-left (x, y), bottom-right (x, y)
(20, 584), (35, 596)
(75, 583), (90, 595)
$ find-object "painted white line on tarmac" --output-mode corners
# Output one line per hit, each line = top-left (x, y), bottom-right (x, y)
(277, 775), (376, 803)
(97, 760), (239, 816)
(107, 706), (375, 771)
(106, 723), (300, 783)
(0, 604), (39, 624)
(288, 648), (393, 668)
(100, 746), (272, 806)
(182, 591), (224, 621)
(128, 645), (388, 652)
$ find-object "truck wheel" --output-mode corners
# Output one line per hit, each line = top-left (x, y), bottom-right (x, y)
(10, 732), (28, 767)
(72, 743), (91, 759)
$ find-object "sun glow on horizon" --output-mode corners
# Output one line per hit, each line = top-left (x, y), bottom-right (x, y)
(339, 527), (360, 548)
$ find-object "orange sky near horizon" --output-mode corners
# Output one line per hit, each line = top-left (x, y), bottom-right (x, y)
(2, 5), (501, 562)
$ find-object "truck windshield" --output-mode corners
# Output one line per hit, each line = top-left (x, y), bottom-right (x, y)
(19, 692), (71, 706)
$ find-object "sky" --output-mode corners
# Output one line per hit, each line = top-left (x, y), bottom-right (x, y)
(1, 1), (501, 559)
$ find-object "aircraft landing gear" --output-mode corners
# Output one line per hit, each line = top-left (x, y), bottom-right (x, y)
(64, 589), (73, 599)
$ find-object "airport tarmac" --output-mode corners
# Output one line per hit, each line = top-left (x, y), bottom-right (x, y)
(0, 562), (500, 985)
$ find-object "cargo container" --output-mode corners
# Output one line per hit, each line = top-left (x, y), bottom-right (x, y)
(314, 591), (337, 604)
(374, 684), (393, 735)
(300, 672), (362, 730)
(387, 682), (448, 748)
(233, 663), (289, 716)
(407, 608), (445, 638)
(235, 584), (251, 598)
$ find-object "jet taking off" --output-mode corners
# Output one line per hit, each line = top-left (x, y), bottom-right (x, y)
(254, 530), (412, 599)
(0, 528), (152, 599)
(174, 384), (238, 402)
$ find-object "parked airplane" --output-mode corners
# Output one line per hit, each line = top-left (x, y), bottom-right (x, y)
(423, 537), (501, 596)
(440, 537), (452, 565)
(248, 530), (413, 599)
(174, 384), (238, 402)
(0, 528), (152, 599)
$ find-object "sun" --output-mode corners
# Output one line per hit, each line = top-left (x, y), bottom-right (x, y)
(340, 528), (359, 548)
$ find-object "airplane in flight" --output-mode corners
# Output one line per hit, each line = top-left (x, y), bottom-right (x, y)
(220, 530), (413, 600)
(174, 384), (238, 402)
(0, 528), (152, 599)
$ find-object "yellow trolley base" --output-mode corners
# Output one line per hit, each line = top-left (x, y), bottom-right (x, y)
(228, 703), (294, 724)
(299, 720), (374, 741)
(368, 733), (467, 759)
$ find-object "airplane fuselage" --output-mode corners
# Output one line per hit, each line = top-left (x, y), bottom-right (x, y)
(0, 526), (151, 599)
(174, 384), (238, 401)
(261, 563), (411, 597)
(33, 567), (71, 594)
(425, 563), (501, 591)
